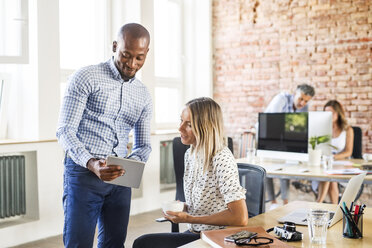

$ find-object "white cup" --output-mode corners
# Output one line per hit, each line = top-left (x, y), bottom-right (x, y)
(363, 153), (372, 162)
(307, 209), (329, 244)
(162, 201), (184, 216)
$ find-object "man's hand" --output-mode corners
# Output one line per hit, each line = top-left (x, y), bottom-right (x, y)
(86, 158), (125, 181)
(164, 211), (190, 224)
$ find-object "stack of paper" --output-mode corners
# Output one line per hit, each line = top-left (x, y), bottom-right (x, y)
(325, 168), (364, 175)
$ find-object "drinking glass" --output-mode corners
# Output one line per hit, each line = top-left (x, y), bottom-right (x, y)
(307, 209), (329, 244)
(246, 147), (256, 163)
(322, 155), (333, 170)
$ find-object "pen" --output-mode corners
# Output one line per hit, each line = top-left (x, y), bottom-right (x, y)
(350, 201), (354, 212)
(360, 204), (366, 214)
(340, 206), (362, 238)
(342, 202), (353, 236)
(354, 205), (359, 224)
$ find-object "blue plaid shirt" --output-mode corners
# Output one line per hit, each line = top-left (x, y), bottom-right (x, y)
(265, 92), (308, 113)
(57, 58), (152, 167)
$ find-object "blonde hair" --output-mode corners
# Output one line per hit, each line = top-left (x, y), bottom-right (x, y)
(186, 97), (226, 172)
(323, 100), (348, 130)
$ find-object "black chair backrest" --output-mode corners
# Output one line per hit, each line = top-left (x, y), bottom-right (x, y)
(172, 136), (234, 202)
(172, 137), (189, 202)
(352, 126), (362, 159)
(227, 137), (233, 155)
(237, 163), (266, 218)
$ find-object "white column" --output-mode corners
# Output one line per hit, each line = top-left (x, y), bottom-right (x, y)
(36, 0), (60, 139)
(184, 0), (212, 101)
(140, 0), (155, 132)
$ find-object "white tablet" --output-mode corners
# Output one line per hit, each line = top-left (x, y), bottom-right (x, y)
(104, 156), (145, 188)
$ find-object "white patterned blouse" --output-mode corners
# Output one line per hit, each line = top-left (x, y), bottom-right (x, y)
(183, 146), (246, 232)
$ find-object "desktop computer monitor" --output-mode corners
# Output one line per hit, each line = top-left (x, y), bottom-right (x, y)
(257, 112), (309, 161)
(308, 111), (333, 156)
(257, 111), (332, 162)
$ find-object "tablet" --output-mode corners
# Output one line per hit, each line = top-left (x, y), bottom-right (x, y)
(104, 156), (145, 188)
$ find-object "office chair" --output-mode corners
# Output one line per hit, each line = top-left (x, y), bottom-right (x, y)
(170, 137), (189, 232)
(237, 163), (266, 217)
(351, 126), (363, 159)
(238, 130), (255, 158)
(169, 136), (233, 232)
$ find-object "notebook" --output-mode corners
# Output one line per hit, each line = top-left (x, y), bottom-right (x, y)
(277, 172), (366, 227)
(104, 156), (145, 188)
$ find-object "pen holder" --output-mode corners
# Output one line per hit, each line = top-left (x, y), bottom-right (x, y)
(342, 212), (363, 239)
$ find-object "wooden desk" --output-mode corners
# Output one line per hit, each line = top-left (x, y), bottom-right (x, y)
(236, 158), (372, 184)
(181, 201), (372, 248)
(246, 201), (371, 247)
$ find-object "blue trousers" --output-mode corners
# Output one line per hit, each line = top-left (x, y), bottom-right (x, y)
(63, 157), (131, 248)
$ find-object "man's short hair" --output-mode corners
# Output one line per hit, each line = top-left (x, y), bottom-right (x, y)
(296, 84), (315, 97)
(118, 23), (150, 43)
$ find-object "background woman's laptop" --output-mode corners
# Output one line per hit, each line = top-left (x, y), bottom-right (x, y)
(277, 172), (366, 227)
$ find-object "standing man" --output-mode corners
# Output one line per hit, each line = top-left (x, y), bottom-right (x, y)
(57, 23), (152, 247)
(264, 84), (315, 209)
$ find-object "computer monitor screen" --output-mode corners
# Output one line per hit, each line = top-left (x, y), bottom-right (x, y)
(256, 111), (332, 162)
(258, 112), (308, 154)
(308, 111), (332, 156)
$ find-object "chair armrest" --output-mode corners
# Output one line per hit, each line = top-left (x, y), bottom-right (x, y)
(155, 217), (170, 223)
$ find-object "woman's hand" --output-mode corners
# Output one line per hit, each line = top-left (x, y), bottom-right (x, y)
(164, 211), (191, 224)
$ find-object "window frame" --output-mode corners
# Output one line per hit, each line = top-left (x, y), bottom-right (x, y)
(59, 0), (111, 84)
(0, 0), (29, 64)
(153, 0), (185, 129)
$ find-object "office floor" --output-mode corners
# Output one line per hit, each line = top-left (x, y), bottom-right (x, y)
(11, 182), (372, 248)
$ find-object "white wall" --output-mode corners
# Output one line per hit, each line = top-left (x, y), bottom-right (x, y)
(0, 141), (64, 247)
(0, 132), (179, 247)
(36, 0), (60, 139)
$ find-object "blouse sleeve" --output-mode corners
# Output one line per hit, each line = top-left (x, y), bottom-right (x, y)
(214, 148), (246, 204)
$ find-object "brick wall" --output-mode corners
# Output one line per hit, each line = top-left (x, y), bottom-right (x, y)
(212, 0), (372, 155)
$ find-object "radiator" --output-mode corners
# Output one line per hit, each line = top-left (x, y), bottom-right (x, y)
(0, 155), (26, 218)
(160, 140), (176, 185)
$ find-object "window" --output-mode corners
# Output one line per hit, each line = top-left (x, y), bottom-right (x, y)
(154, 0), (182, 78)
(59, 0), (109, 102)
(0, 0), (29, 64)
(0, 77), (9, 138)
(155, 87), (180, 124)
(58, 0), (211, 129)
(59, 0), (107, 70)
(154, 0), (183, 126)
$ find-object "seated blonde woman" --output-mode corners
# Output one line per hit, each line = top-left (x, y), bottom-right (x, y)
(317, 100), (354, 204)
(133, 97), (248, 248)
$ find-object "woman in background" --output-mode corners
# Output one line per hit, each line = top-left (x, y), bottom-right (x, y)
(317, 100), (354, 204)
(133, 97), (248, 248)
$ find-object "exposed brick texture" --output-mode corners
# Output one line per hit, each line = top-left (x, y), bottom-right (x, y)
(212, 0), (372, 155)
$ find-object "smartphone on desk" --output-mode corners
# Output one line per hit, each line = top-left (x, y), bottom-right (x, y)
(224, 230), (257, 242)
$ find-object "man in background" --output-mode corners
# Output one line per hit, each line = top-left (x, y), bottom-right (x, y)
(57, 23), (152, 247)
(264, 84), (315, 209)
